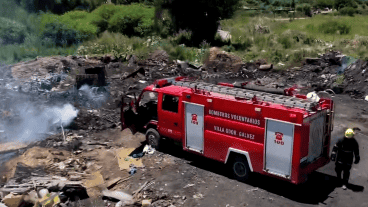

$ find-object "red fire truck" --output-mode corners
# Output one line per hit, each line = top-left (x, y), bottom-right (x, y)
(121, 77), (335, 184)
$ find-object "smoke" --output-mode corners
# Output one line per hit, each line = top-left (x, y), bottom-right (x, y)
(0, 63), (109, 144)
(337, 56), (357, 74)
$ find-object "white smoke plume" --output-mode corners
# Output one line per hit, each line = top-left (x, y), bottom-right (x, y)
(0, 63), (109, 144)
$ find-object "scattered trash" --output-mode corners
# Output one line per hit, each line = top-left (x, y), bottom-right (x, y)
(132, 152), (144, 158)
(38, 189), (50, 198)
(102, 189), (134, 203)
(39, 192), (61, 207)
(183, 184), (195, 188)
(259, 64), (273, 71)
(116, 148), (144, 170)
(133, 180), (155, 197)
(143, 145), (155, 155)
(129, 166), (137, 175)
(142, 199), (152, 207)
(1, 193), (25, 207)
(365, 95), (368, 101)
(84, 171), (104, 189)
(193, 193), (204, 199)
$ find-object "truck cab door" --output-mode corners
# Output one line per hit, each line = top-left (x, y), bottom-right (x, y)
(157, 93), (182, 141)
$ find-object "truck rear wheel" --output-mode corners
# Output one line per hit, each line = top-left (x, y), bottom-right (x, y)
(231, 155), (251, 182)
(146, 128), (161, 150)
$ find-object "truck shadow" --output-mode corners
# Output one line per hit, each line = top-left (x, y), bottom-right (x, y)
(155, 140), (364, 205)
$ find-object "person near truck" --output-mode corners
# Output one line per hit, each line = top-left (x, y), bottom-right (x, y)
(331, 128), (360, 190)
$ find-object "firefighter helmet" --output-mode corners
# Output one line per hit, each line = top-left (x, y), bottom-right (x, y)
(345, 128), (355, 138)
(307, 92), (320, 102)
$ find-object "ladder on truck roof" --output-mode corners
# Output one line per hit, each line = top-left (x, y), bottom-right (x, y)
(173, 80), (318, 111)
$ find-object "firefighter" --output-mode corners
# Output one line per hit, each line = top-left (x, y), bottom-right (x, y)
(331, 128), (360, 190)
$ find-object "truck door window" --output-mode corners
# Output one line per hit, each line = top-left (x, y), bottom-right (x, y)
(162, 94), (179, 113)
(139, 91), (158, 106)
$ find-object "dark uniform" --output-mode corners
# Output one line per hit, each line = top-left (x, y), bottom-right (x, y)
(331, 137), (360, 186)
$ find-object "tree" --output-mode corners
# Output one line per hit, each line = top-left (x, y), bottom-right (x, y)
(156, 0), (242, 46)
(335, 0), (355, 10)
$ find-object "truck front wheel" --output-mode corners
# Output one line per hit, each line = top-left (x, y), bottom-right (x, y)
(146, 128), (161, 150)
(231, 155), (251, 182)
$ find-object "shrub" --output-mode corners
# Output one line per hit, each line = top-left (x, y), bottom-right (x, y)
(170, 29), (193, 46)
(0, 17), (27, 44)
(314, 0), (334, 9)
(40, 12), (98, 44)
(41, 22), (84, 46)
(339, 7), (356, 16)
(296, 3), (312, 16)
(362, 4), (366, 9)
(91, 4), (119, 32)
(108, 4), (154, 37)
(278, 36), (293, 49)
(318, 21), (351, 34)
(60, 11), (99, 37)
(335, 74), (345, 84)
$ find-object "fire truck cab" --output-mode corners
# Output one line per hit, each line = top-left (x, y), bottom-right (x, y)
(121, 77), (335, 184)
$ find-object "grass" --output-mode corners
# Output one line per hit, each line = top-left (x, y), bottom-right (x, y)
(216, 9), (368, 68)
(0, 39), (78, 64)
(77, 32), (210, 65)
(273, 15), (368, 42)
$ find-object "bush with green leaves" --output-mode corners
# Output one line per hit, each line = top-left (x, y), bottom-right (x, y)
(108, 4), (154, 37)
(296, 3), (312, 16)
(318, 21), (351, 35)
(339, 7), (356, 16)
(314, 0), (334, 9)
(40, 12), (99, 45)
(0, 17), (27, 44)
(90, 4), (119, 32)
(335, 0), (355, 10)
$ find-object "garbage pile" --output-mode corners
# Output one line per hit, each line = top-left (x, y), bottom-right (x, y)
(0, 143), (174, 207)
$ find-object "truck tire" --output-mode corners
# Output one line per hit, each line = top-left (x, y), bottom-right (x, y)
(146, 128), (161, 150)
(231, 155), (251, 182)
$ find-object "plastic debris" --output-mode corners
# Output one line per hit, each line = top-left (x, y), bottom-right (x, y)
(143, 145), (155, 155)
(38, 189), (50, 198)
(142, 199), (152, 207)
(132, 153), (144, 158)
(129, 166), (137, 175)
(183, 184), (195, 188)
(102, 189), (134, 203)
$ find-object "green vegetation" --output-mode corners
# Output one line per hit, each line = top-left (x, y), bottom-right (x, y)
(2, 0), (368, 68)
(77, 32), (210, 66)
(335, 74), (345, 84)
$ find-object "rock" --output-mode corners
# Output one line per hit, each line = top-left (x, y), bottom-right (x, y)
(305, 57), (322, 65)
(259, 64), (273, 71)
(142, 199), (152, 207)
(128, 55), (138, 67)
